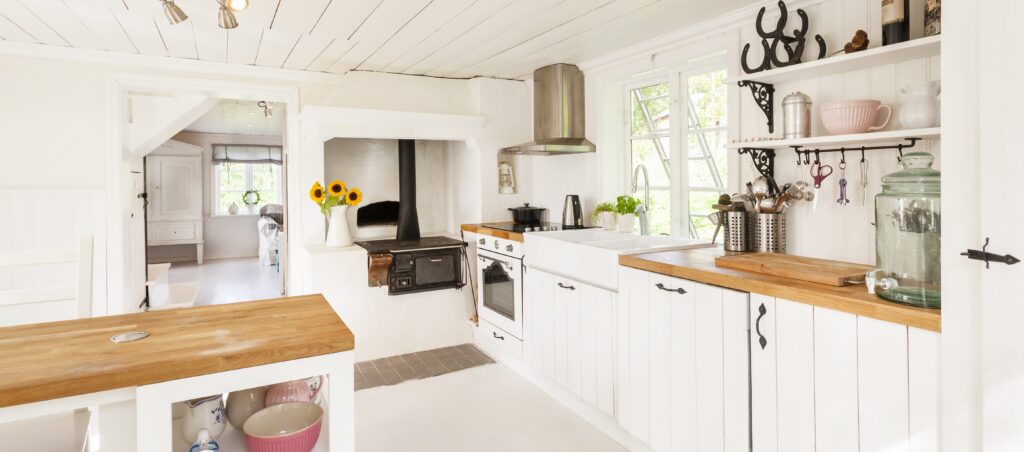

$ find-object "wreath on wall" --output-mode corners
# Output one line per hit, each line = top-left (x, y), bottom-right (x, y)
(242, 190), (262, 206)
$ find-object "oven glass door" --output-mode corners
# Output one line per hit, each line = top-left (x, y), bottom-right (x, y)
(477, 250), (522, 339)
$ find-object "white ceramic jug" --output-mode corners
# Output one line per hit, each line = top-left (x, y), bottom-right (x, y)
(181, 395), (227, 444)
(326, 205), (353, 247)
(900, 81), (941, 129)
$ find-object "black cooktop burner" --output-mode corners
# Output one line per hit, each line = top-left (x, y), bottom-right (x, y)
(479, 222), (592, 233)
(355, 236), (466, 254)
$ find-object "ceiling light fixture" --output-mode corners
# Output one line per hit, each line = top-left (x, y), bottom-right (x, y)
(258, 101), (273, 118)
(161, 0), (188, 24)
(217, 1), (239, 29)
(227, 0), (249, 12)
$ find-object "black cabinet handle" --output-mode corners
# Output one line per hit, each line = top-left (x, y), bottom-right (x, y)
(655, 283), (686, 295)
(755, 303), (768, 350)
(557, 283), (576, 290)
(492, 331), (505, 340)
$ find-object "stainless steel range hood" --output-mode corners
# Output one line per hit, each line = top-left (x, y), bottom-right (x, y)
(501, 64), (596, 155)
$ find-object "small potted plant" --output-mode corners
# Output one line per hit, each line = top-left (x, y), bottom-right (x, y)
(592, 202), (617, 230)
(615, 195), (641, 233)
(310, 180), (364, 247)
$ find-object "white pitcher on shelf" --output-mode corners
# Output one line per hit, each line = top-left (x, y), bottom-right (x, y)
(900, 81), (941, 129)
(181, 395), (226, 449)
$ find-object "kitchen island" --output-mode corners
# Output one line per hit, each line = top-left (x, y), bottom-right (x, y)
(0, 295), (355, 452)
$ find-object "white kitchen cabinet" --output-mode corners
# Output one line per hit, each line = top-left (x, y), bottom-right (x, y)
(750, 295), (941, 452)
(525, 267), (614, 416)
(146, 141), (204, 263)
(618, 267), (749, 452)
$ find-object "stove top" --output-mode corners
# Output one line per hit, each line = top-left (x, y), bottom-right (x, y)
(479, 222), (591, 233)
(355, 236), (466, 254)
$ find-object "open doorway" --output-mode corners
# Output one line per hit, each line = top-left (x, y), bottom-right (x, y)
(142, 99), (288, 308)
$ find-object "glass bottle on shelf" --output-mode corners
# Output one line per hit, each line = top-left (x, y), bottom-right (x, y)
(874, 151), (941, 308)
(882, 0), (910, 45)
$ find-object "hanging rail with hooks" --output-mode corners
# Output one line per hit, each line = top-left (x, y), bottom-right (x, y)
(792, 137), (921, 165)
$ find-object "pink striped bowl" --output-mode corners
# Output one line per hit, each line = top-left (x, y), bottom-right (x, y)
(819, 100), (892, 135)
(243, 402), (323, 452)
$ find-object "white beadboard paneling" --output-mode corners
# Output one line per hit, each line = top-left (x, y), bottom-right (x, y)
(813, 307), (860, 452)
(775, 299), (815, 452)
(306, 38), (357, 72)
(269, 0), (332, 36)
(722, 289), (749, 452)
(750, 293), (777, 452)
(330, 0), (432, 74)
(648, 273), (673, 452)
(282, 34), (334, 70)
(0, 1), (68, 46)
(539, 270), (556, 380)
(694, 282), (724, 452)
(114, 9), (168, 56)
(356, 0), (477, 72)
(553, 275), (570, 388)
(61, 0), (136, 53)
(626, 267), (650, 442)
(565, 278), (582, 397)
(616, 266), (632, 429)
(669, 275), (697, 452)
(908, 327), (940, 452)
(858, 317), (910, 452)
(383, 0), (513, 74)
(254, 28), (301, 68)
(594, 288), (614, 415)
(579, 282), (597, 406)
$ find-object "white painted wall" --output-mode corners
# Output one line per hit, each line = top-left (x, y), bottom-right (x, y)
(146, 132), (283, 262)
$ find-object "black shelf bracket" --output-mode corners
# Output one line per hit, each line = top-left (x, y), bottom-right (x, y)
(738, 147), (779, 194)
(738, 80), (775, 133)
(792, 138), (921, 165)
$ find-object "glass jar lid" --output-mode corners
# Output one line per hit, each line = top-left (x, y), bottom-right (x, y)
(881, 151), (940, 193)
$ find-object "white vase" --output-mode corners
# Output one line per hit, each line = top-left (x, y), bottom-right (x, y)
(599, 212), (617, 230)
(326, 205), (353, 247)
(899, 81), (941, 129)
(616, 213), (636, 233)
(228, 202), (239, 215)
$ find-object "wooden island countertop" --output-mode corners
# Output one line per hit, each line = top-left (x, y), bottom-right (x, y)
(461, 223), (525, 242)
(0, 295), (354, 408)
(621, 247), (941, 332)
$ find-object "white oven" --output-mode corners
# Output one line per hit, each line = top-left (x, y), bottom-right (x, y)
(476, 235), (523, 340)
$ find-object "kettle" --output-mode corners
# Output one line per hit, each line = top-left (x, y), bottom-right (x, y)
(562, 195), (583, 229)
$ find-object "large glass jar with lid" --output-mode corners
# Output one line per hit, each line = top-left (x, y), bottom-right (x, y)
(874, 151), (941, 308)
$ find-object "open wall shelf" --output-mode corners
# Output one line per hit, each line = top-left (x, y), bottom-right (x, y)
(726, 127), (941, 150)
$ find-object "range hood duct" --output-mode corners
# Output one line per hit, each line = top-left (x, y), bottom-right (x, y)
(501, 64), (596, 156)
(396, 139), (420, 241)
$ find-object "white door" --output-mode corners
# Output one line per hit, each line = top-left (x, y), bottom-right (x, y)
(147, 155), (201, 222)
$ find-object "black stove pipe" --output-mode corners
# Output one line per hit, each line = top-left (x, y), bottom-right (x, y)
(396, 139), (420, 240)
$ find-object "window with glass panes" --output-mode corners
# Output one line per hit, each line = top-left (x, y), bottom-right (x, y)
(214, 162), (282, 214)
(626, 67), (728, 239)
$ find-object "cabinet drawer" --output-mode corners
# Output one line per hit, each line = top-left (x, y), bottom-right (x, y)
(476, 320), (523, 360)
(149, 222), (199, 243)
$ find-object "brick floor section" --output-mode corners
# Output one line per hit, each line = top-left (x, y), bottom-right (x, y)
(354, 344), (495, 391)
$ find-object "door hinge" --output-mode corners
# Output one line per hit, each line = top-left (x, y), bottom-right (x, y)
(961, 238), (1020, 269)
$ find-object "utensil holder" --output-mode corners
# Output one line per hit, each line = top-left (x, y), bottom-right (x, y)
(724, 211), (751, 252)
(753, 213), (787, 253)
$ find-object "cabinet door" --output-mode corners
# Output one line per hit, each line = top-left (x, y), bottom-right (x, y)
(722, 289), (750, 452)
(579, 283), (615, 416)
(908, 328), (940, 452)
(858, 317), (910, 452)
(750, 293), (777, 452)
(775, 299), (815, 452)
(648, 273), (677, 452)
(552, 275), (577, 389)
(147, 156), (202, 222)
(694, 283), (725, 452)
(814, 308), (859, 452)
(663, 274), (697, 452)
(527, 269), (556, 379)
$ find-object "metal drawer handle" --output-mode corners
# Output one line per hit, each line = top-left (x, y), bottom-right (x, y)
(492, 331), (505, 340)
(655, 283), (686, 295)
(755, 303), (768, 350)
(557, 283), (576, 290)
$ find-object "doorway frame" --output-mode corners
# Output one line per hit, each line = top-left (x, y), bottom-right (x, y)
(105, 74), (302, 315)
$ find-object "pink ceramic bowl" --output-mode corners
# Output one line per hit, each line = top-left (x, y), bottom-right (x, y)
(243, 402), (323, 452)
(819, 100), (892, 135)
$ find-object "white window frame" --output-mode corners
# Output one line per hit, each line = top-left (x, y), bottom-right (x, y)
(624, 56), (731, 238)
(212, 162), (283, 216)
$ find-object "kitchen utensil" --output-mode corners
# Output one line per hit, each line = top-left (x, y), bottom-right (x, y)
(837, 161), (850, 205)
(724, 211), (751, 252)
(561, 195), (583, 229)
(874, 151), (941, 308)
(819, 100), (893, 135)
(243, 402), (324, 452)
(708, 212), (724, 245)
(507, 203), (545, 224)
(714, 253), (876, 286)
(811, 163), (833, 210)
(899, 81), (941, 129)
(181, 395), (227, 445)
(860, 156), (869, 206)
(754, 192), (766, 213)
(752, 213), (786, 253)
(266, 379), (321, 406)
(228, 386), (268, 429)
(782, 91), (813, 139)
(751, 176), (769, 196)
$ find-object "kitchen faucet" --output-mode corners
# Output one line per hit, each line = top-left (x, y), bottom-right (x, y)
(631, 164), (650, 236)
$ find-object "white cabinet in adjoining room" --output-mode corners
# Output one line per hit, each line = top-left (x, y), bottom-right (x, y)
(617, 266), (749, 452)
(525, 267), (615, 417)
(146, 140), (205, 264)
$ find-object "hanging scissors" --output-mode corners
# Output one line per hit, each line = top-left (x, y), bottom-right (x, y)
(810, 162), (833, 188)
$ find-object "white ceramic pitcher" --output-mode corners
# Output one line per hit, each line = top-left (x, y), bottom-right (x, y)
(900, 81), (941, 129)
(181, 395), (227, 445)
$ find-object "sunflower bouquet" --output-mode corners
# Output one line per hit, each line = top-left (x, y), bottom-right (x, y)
(309, 179), (363, 217)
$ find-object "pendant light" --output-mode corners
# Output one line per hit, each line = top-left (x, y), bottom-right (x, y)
(161, 0), (188, 25)
(227, 0), (249, 11)
(217, 1), (238, 29)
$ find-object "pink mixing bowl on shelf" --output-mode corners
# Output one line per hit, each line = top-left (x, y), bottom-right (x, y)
(243, 402), (324, 452)
(819, 100), (892, 135)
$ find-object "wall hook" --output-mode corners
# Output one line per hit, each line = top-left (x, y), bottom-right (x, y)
(860, 147), (866, 163)
(840, 149), (846, 165)
(961, 238), (1021, 269)
(814, 149), (821, 165)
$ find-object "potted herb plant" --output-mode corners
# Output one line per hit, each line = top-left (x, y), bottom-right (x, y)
(615, 195), (641, 233)
(592, 202), (617, 230)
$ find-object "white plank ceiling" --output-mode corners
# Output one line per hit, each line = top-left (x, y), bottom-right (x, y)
(0, 0), (759, 79)
(184, 100), (284, 136)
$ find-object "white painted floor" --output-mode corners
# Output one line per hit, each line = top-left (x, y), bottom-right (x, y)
(356, 363), (628, 452)
(167, 257), (282, 306)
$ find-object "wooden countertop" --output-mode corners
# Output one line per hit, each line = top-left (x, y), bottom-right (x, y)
(620, 248), (941, 332)
(0, 295), (354, 408)
(461, 223), (524, 242)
